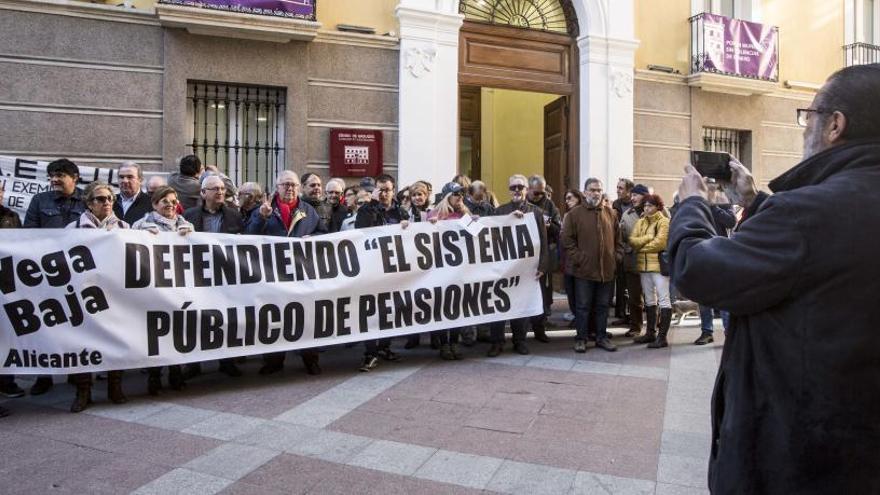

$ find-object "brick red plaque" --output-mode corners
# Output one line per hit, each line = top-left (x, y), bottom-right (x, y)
(329, 129), (383, 177)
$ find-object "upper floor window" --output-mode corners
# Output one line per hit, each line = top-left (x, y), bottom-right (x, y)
(851, 0), (880, 44)
(698, 0), (757, 21)
(459, 0), (578, 35)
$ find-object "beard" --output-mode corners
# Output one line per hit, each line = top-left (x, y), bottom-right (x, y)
(586, 196), (601, 207)
(802, 116), (830, 160)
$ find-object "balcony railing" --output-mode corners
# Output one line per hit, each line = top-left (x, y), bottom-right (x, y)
(689, 12), (779, 82)
(844, 42), (880, 66)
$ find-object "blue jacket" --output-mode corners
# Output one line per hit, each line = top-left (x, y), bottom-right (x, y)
(24, 189), (85, 228)
(245, 196), (324, 238)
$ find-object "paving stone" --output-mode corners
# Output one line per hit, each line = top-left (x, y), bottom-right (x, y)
(274, 401), (356, 428)
(287, 429), (373, 463)
(571, 360), (623, 376)
(654, 482), (711, 495)
(486, 460), (577, 495)
(232, 420), (321, 451)
(132, 468), (232, 495)
(184, 443), (280, 481)
(618, 364), (669, 381)
(108, 428), (223, 468)
(660, 430), (711, 460)
(527, 355), (577, 371)
(182, 412), (267, 441)
(439, 426), (522, 459)
(657, 454), (709, 489)
(662, 411), (712, 435)
(413, 449), (504, 490)
(136, 404), (222, 431)
(86, 400), (174, 422)
(347, 440), (437, 476)
(569, 471), (655, 495)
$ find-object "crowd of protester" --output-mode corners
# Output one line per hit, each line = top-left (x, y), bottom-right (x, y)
(0, 153), (735, 416)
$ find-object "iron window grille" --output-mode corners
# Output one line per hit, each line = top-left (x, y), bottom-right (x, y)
(187, 81), (286, 187)
(703, 127), (751, 169)
(844, 42), (880, 66)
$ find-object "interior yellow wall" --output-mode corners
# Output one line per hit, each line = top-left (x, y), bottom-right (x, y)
(480, 88), (560, 198)
(635, 0), (845, 84)
(763, 0), (844, 85)
(635, 0), (692, 74)
(105, 0), (400, 34)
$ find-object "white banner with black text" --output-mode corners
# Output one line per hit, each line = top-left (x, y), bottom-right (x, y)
(0, 215), (542, 374)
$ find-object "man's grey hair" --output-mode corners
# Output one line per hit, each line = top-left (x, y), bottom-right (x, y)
(326, 178), (346, 191)
(119, 161), (143, 179)
(528, 174), (546, 187)
(584, 177), (604, 190)
(509, 174), (528, 184)
(239, 181), (264, 200)
(201, 174), (224, 189)
(276, 170), (299, 184)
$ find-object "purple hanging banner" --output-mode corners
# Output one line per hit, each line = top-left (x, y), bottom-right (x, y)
(699, 13), (778, 81)
(159, 0), (315, 20)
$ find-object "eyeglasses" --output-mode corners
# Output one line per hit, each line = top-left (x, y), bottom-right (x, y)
(796, 108), (830, 127)
(277, 182), (299, 189)
(326, 190), (342, 196)
(159, 198), (179, 206)
(203, 186), (226, 192)
(509, 185), (526, 191)
(91, 196), (113, 204)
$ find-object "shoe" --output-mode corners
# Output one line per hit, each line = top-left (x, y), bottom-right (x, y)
(451, 343), (464, 360)
(694, 333), (714, 345)
(70, 383), (92, 413)
(513, 342), (530, 355)
(259, 363), (284, 375)
(647, 308), (672, 349)
(0, 382), (25, 398)
(623, 329), (639, 338)
(301, 354), (322, 376)
(107, 372), (127, 405)
(359, 355), (379, 372)
(219, 362), (243, 377)
(461, 328), (476, 347)
(377, 348), (401, 362)
(440, 344), (455, 361)
(595, 338), (618, 352)
(404, 335), (420, 349)
(168, 367), (186, 391)
(574, 340), (587, 353)
(487, 343), (503, 357)
(634, 305), (658, 344)
(182, 363), (202, 380)
(533, 329), (550, 343)
(430, 334), (441, 350)
(30, 377), (53, 396)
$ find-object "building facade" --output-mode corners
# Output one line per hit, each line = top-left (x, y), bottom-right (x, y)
(0, 0), (874, 201)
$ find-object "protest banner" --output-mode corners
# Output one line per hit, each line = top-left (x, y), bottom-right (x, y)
(0, 175), (51, 222)
(0, 214), (543, 374)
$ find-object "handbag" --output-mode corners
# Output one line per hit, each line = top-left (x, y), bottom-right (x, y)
(653, 222), (670, 277)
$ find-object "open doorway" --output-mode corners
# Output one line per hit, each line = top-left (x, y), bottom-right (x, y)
(459, 86), (569, 209)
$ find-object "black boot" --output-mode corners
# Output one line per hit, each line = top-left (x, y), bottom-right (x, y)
(147, 368), (162, 396)
(107, 371), (127, 404)
(168, 366), (186, 391)
(634, 306), (658, 344)
(648, 308), (672, 349)
(183, 362), (202, 380)
(70, 379), (92, 413)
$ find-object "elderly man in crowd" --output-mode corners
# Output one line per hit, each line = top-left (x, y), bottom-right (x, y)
(146, 175), (167, 195)
(167, 154), (204, 210)
(23, 158), (86, 396)
(113, 161), (152, 225)
(246, 170), (324, 375)
(486, 174), (549, 357)
(562, 178), (618, 353)
(325, 178), (348, 233)
(182, 175), (246, 379)
(237, 181), (264, 221)
(670, 63), (880, 493)
(525, 175), (560, 343)
(301, 173), (333, 233)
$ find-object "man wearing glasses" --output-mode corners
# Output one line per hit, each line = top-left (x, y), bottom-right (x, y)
(246, 170), (324, 375)
(525, 175), (561, 343)
(22, 158), (86, 396)
(182, 175), (246, 379)
(486, 174), (549, 357)
(325, 178), (348, 233)
(671, 64), (880, 492)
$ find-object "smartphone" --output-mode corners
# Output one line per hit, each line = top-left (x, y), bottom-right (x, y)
(691, 151), (732, 182)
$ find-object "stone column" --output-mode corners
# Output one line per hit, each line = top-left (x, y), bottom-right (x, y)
(395, 0), (463, 190)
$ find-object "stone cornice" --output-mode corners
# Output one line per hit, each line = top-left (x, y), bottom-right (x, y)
(156, 3), (321, 43)
(686, 72), (778, 96)
(395, 5), (463, 46)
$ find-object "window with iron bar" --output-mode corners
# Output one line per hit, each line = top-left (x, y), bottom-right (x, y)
(702, 127), (752, 169)
(186, 81), (286, 188)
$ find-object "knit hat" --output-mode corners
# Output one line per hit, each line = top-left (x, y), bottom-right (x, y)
(631, 184), (649, 196)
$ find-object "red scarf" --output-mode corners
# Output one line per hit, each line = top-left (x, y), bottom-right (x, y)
(274, 194), (299, 231)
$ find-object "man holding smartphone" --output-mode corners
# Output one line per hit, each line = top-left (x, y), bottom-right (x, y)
(670, 64), (880, 493)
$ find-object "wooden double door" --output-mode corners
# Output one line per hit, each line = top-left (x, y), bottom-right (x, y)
(457, 20), (578, 211)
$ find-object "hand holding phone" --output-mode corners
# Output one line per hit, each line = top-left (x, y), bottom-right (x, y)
(691, 151), (733, 182)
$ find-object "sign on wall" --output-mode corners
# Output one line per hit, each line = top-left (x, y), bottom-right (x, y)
(158, 0), (316, 20)
(329, 129), (384, 178)
(699, 13), (779, 81)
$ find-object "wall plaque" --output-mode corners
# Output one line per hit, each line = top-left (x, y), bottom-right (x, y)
(329, 129), (383, 177)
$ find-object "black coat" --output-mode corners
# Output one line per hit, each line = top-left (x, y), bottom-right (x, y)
(355, 200), (409, 228)
(23, 189), (85, 228)
(113, 191), (153, 226)
(667, 140), (880, 494)
(183, 203), (244, 235)
(494, 201), (549, 275)
(527, 195), (561, 244)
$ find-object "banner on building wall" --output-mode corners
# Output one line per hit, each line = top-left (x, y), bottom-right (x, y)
(0, 156), (120, 222)
(158, 0), (316, 19)
(699, 13), (778, 81)
(0, 215), (542, 374)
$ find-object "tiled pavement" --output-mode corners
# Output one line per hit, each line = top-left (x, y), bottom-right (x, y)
(1, 302), (723, 495)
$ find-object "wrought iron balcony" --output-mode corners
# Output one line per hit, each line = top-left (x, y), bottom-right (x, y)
(689, 12), (779, 83)
(844, 42), (880, 67)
